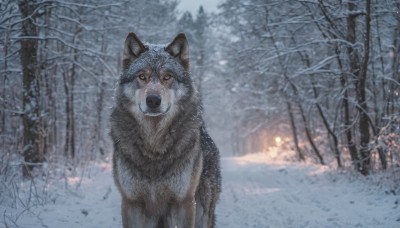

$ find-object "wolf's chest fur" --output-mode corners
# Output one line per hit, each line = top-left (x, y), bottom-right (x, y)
(117, 153), (200, 207)
(114, 139), (202, 215)
(112, 110), (203, 215)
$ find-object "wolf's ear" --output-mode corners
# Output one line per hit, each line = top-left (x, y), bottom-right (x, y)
(123, 32), (147, 68)
(165, 33), (189, 70)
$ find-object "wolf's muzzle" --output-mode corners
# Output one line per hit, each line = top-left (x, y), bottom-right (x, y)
(146, 94), (161, 109)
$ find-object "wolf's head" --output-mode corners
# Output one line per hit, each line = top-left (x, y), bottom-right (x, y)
(117, 33), (195, 120)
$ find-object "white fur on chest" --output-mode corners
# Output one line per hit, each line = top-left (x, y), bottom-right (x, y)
(116, 156), (196, 203)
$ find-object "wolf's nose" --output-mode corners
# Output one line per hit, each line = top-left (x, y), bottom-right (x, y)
(146, 95), (161, 109)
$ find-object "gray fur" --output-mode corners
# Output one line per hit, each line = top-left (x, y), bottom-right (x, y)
(110, 33), (221, 228)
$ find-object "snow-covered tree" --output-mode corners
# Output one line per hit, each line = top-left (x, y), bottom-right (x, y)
(217, 0), (400, 173)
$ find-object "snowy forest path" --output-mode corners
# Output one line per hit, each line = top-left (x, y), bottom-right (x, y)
(217, 154), (399, 228)
(12, 153), (399, 228)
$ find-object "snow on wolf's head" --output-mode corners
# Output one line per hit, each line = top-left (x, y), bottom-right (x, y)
(116, 33), (196, 121)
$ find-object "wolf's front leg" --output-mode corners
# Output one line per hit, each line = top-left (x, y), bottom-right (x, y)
(121, 198), (158, 228)
(166, 196), (196, 228)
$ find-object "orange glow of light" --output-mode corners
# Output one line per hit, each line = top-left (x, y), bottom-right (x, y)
(275, 137), (282, 145)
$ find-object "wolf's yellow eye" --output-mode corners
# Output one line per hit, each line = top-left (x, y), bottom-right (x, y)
(163, 74), (173, 81)
(138, 74), (146, 80)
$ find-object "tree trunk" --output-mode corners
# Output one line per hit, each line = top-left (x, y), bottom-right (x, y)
(2, 24), (9, 137)
(63, 68), (75, 159)
(346, 1), (366, 172)
(312, 81), (341, 167)
(358, 0), (372, 175)
(63, 70), (70, 158)
(347, 0), (372, 175)
(370, 38), (387, 170)
(297, 102), (325, 165)
(334, 45), (360, 170)
(63, 27), (79, 160)
(95, 82), (106, 157)
(388, 2), (400, 118)
(42, 6), (57, 153)
(70, 64), (75, 159)
(18, 0), (42, 177)
(285, 97), (305, 161)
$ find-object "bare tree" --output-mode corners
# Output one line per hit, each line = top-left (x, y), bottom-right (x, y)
(18, 0), (43, 177)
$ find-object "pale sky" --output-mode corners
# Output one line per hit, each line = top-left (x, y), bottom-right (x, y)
(177, 0), (220, 15)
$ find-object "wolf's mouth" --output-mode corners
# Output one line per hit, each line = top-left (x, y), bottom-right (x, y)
(140, 105), (171, 117)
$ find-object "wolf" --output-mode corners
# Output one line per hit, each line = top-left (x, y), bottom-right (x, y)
(110, 32), (221, 228)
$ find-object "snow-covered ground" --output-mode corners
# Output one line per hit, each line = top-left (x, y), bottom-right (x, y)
(218, 154), (399, 228)
(2, 153), (399, 227)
